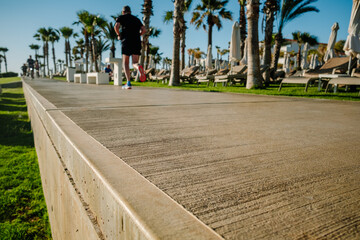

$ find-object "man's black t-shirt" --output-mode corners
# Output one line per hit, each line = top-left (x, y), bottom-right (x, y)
(27, 58), (35, 68)
(116, 14), (143, 44)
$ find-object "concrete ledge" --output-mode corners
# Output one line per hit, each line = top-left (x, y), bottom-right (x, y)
(23, 80), (222, 240)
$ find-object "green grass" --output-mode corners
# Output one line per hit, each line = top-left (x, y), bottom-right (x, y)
(129, 80), (360, 101)
(54, 76), (66, 82)
(0, 88), (52, 239)
(52, 75), (360, 101)
(0, 77), (21, 84)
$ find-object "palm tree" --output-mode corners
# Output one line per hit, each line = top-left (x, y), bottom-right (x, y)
(59, 27), (75, 68)
(33, 33), (45, 75)
(0, 47), (9, 73)
(74, 10), (93, 72)
(36, 28), (52, 75)
(96, 37), (110, 70)
(163, 57), (172, 69)
(141, 0), (153, 68)
(89, 15), (107, 72)
(272, 0), (319, 73)
(103, 22), (117, 58)
(219, 48), (229, 61)
(74, 38), (85, 59)
(246, 0), (262, 89)
(238, 0), (247, 57)
(169, 0), (184, 86)
(148, 44), (163, 69)
(49, 29), (60, 73)
(164, 0), (193, 71)
(191, 0), (232, 49)
(262, 0), (279, 85)
(292, 31), (318, 69)
(29, 44), (41, 61)
(57, 59), (64, 72)
(334, 40), (345, 56)
(193, 47), (205, 64)
(215, 45), (221, 60)
(145, 27), (161, 69)
(187, 48), (195, 66)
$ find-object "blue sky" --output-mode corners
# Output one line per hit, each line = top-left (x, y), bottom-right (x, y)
(0, 0), (353, 73)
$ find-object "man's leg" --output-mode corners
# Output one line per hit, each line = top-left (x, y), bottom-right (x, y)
(132, 55), (140, 70)
(122, 54), (131, 83)
(132, 54), (146, 81)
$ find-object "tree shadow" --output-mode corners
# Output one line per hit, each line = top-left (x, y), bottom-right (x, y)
(0, 114), (34, 147)
(0, 92), (34, 147)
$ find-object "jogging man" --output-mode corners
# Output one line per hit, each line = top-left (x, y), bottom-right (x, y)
(115, 6), (146, 89)
(27, 55), (35, 78)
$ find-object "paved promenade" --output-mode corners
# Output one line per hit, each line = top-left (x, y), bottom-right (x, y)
(25, 78), (360, 239)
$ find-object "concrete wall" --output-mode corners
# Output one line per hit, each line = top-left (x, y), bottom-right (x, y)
(23, 80), (223, 240)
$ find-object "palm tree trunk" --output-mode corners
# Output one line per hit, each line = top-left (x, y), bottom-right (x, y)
(85, 33), (89, 72)
(169, 0), (183, 86)
(92, 35), (99, 72)
(68, 40), (72, 67)
(111, 41), (115, 58)
(208, 23), (213, 47)
(145, 42), (150, 69)
(263, 1), (275, 85)
(180, 31), (186, 70)
(64, 41), (69, 67)
(4, 53), (7, 73)
(42, 43), (46, 76)
(272, 31), (283, 74)
(246, 0), (262, 89)
(239, 1), (247, 58)
(297, 44), (301, 69)
(52, 42), (57, 73)
(45, 42), (50, 76)
(140, 0), (152, 68)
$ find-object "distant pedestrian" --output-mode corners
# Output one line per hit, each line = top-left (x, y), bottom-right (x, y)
(114, 5), (146, 89)
(34, 60), (40, 78)
(21, 64), (27, 76)
(104, 64), (113, 80)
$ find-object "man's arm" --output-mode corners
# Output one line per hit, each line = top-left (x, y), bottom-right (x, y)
(114, 22), (121, 40)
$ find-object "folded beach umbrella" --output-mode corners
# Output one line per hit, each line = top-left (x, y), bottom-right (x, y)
(324, 22), (340, 62)
(309, 54), (315, 69)
(206, 45), (213, 69)
(240, 39), (248, 65)
(230, 22), (241, 63)
(148, 55), (154, 69)
(283, 53), (290, 73)
(190, 53), (195, 66)
(344, 0), (360, 57)
(301, 42), (309, 69)
(215, 58), (220, 70)
(314, 54), (319, 69)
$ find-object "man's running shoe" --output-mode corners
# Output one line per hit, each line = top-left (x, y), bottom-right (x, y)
(138, 65), (146, 82)
(122, 84), (132, 89)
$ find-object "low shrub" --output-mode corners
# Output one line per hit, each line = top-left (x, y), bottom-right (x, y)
(0, 72), (18, 78)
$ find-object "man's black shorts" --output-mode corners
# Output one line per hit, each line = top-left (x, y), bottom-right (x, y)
(122, 40), (141, 56)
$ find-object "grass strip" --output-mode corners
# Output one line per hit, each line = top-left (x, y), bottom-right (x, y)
(131, 81), (360, 101)
(0, 87), (52, 239)
(0, 77), (21, 85)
